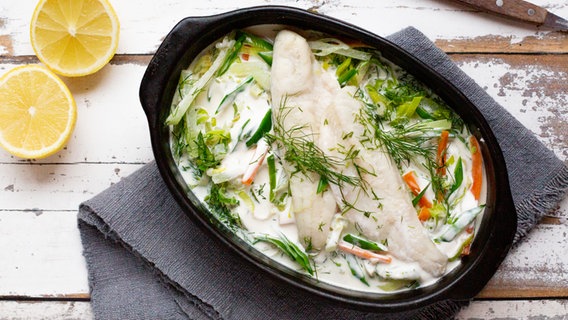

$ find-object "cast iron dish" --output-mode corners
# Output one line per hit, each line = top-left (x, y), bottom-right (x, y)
(139, 6), (517, 311)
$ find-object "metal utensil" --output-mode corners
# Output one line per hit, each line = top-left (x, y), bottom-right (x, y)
(454, 0), (568, 31)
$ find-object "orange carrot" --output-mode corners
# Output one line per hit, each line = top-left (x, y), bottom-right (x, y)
(436, 130), (450, 175)
(418, 207), (431, 222)
(337, 241), (392, 264)
(469, 135), (483, 200)
(402, 171), (432, 208)
(242, 140), (269, 185)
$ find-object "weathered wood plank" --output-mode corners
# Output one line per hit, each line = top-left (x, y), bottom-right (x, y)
(0, 301), (93, 320)
(1, 0), (567, 56)
(0, 164), (144, 211)
(0, 209), (566, 298)
(0, 211), (89, 296)
(0, 299), (566, 319)
(457, 299), (568, 319)
(450, 54), (568, 163)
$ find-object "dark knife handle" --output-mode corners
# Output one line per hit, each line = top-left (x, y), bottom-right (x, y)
(455, 0), (548, 25)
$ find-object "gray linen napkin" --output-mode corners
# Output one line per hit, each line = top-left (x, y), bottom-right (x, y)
(78, 27), (568, 320)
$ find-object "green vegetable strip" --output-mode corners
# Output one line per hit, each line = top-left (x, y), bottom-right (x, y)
(267, 154), (277, 202)
(215, 76), (253, 114)
(217, 32), (246, 77)
(255, 234), (314, 275)
(246, 109), (272, 147)
(343, 234), (388, 252)
(439, 205), (485, 242)
(241, 31), (273, 50)
(258, 52), (273, 66)
(338, 68), (358, 87)
(412, 182), (431, 207)
(395, 96), (422, 119)
(449, 157), (463, 195)
(345, 254), (369, 286)
(166, 38), (233, 125)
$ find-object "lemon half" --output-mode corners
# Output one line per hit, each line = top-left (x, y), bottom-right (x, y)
(30, 0), (120, 77)
(0, 65), (77, 159)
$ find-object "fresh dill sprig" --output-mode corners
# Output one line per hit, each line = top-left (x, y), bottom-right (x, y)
(205, 183), (241, 231)
(266, 103), (361, 188)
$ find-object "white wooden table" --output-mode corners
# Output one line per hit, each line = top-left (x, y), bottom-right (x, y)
(1, 1), (567, 319)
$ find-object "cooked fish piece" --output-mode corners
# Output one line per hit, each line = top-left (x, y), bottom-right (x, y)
(320, 89), (448, 277)
(272, 30), (447, 277)
(271, 30), (338, 250)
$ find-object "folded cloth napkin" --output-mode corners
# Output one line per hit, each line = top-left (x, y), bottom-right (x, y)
(78, 27), (568, 320)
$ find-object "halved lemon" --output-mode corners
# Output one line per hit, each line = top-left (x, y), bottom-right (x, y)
(30, 0), (120, 77)
(0, 65), (77, 159)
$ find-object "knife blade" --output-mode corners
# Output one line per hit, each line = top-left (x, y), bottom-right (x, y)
(454, 0), (568, 31)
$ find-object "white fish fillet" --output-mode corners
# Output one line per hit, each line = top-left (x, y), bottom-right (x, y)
(270, 30), (447, 277)
(271, 30), (338, 250)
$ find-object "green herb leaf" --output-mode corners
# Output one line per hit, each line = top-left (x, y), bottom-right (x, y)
(246, 109), (272, 147)
(255, 234), (315, 275)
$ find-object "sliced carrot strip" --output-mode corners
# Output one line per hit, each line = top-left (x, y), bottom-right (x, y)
(436, 130), (450, 175)
(337, 241), (392, 264)
(402, 171), (432, 208)
(418, 207), (431, 222)
(469, 135), (483, 200)
(242, 140), (269, 185)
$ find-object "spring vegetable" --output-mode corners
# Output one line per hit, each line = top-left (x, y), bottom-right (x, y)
(308, 38), (372, 61)
(337, 241), (392, 264)
(438, 205), (485, 242)
(345, 254), (369, 286)
(418, 207), (431, 222)
(246, 109), (272, 147)
(267, 154), (277, 202)
(217, 32), (246, 77)
(242, 139), (269, 185)
(216, 76), (254, 114)
(166, 37), (234, 125)
(402, 171), (432, 209)
(449, 157), (464, 195)
(470, 136), (483, 200)
(205, 183), (241, 231)
(395, 96), (422, 119)
(448, 233), (474, 261)
(436, 130), (450, 175)
(255, 234), (314, 275)
(325, 215), (348, 252)
(343, 234), (388, 252)
(258, 52), (273, 65)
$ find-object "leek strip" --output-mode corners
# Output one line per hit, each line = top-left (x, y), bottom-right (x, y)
(245, 109), (272, 147)
(449, 157), (463, 195)
(439, 205), (485, 242)
(255, 234), (314, 275)
(308, 38), (371, 61)
(267, 154), (276, 202)
(343, 234), (388, 252)
(412, 182), (431, 207)
(258, 51), (273, 66)
(217, 32), (246, 77)
(215, 76), (253, 114)
(166, 38), (233, 125)
(345, 254), (369, 286)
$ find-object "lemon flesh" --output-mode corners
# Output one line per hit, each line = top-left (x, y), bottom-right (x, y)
(30, 0), (120, 77)
(0, 65), (77, 159)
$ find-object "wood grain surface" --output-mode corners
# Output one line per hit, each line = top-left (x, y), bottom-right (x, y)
(1, 0), (567, 319)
